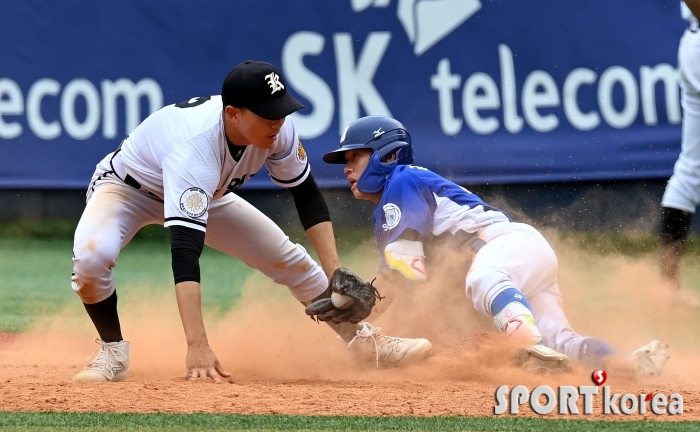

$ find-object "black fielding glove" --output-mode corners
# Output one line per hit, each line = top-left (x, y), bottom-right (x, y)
(305, 267), (383, 324)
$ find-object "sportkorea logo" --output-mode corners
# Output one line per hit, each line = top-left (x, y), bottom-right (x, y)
(180, 187), (208, 218)
(265, 72), (285, 94)
(350, 0), (481, 55)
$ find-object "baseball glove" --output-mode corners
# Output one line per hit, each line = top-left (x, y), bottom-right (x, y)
(305, 267), (383, 324)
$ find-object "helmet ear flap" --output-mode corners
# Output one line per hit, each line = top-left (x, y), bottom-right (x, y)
(356, 151), (389, 194)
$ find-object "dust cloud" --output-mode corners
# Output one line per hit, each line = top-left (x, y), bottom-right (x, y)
(2, 231), (700, 392)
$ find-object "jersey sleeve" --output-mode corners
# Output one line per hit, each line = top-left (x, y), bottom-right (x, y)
(265, 117), (310, 188)
(373, 171), (435, 269)
(161, 139), (220, 232)
(379, 172), (436, 246)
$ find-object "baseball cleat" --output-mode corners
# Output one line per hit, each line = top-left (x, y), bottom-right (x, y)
(628, 341), (670, 376)
(347, 322), (432, 367)
(518, 344), (572, 373)
(73, 339), (130, 382)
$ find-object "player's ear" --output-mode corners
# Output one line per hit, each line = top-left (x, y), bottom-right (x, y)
(224, 105), (242, 123)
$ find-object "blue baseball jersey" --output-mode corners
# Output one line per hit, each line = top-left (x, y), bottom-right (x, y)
(372, 165), (511, 262)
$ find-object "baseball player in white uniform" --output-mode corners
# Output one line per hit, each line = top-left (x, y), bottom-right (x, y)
(323, 115), (670, 375)
(659, 0), (700, 308)
(71, 61), (428, 382)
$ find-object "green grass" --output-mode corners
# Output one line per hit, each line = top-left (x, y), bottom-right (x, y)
(0, 237), (257, 332)
(0, 412), (696, 431)
(0, 221), (375, 333)
(4, 220), (700, 334)
(556, 232), (700, 258)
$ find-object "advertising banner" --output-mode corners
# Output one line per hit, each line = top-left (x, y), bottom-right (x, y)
(0, 1), (686, 189)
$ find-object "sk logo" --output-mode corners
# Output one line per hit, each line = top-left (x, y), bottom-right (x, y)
(350, 0), (481, 56)
(265, 72), (285, 94)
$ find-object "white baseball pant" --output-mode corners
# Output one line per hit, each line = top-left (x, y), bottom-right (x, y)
(72, 176), (328, 305)
(466, 222), (585, 360)
(662, 28), (700, 213)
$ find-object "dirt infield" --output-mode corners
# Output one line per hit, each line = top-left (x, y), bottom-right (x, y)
(1, 334), (699, 421)
(2, 247), (700, 421)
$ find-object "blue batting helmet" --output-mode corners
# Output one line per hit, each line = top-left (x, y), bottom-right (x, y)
(323, 116), (413, 194)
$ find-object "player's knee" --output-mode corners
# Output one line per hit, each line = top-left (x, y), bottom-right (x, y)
(74, 247), (111, 274)
(466, 268), (512, 296)
(72, 238), (118, 290)
(466, 269), (513, 315)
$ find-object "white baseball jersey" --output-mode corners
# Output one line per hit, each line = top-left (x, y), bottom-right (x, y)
(662, 2), (700, 212)
(90, 95), (309, 232)
(75, 94), (326, 305)
(682, 1), (698, 27)
(372, 165), (510, 256)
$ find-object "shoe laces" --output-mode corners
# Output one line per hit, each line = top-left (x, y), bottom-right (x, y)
(348, 322), (405, 367)
(85, 339), (127, 378)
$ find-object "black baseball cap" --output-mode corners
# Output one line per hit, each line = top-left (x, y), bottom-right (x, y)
(221, 60), (305, 120)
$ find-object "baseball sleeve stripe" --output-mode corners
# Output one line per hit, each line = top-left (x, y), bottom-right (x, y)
(270, 162), (309, 185)
(164, 217), (207, 231)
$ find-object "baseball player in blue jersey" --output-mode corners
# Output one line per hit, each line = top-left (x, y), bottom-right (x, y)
(71, 62), (428, 382)
(659, 0), (700, 308)
(319, 115), (670, 375)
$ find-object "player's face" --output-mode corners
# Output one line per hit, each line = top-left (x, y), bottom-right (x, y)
(226, 107), (285, 149)
(343, 149), (380, 203)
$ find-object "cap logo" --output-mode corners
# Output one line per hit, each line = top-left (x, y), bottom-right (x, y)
(373, 127), (384, 137)
(265, 72), (285, 94)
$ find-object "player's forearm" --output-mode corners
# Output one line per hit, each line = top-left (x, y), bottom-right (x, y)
(686, 0), (700, 20)
(175, 281), (209, 347)
(305, 221), (341, 280)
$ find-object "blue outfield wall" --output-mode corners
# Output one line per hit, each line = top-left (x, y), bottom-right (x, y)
(0, 0), (687, 190)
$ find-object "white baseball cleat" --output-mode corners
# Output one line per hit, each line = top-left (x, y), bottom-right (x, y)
(519, 344), (572, 373)
(628, 340), (670, 376)
(73, 339), (130, 382)
(347, 322), (432, 367)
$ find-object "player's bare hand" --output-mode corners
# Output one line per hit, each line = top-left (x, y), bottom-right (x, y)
(183, 344), (231, 383)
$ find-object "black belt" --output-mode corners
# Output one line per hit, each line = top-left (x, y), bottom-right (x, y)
(124, 174), (144, 190)
(108, 149), (150, 193)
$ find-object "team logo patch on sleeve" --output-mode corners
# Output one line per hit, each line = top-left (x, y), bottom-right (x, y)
(296, 140), (307, 163)
(179, 187), (208, 218)
(381, 203), (401, 231)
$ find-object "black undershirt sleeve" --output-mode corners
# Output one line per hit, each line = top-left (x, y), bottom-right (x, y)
(288, 172), (332, 230)
(169, 225), (205, 284)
